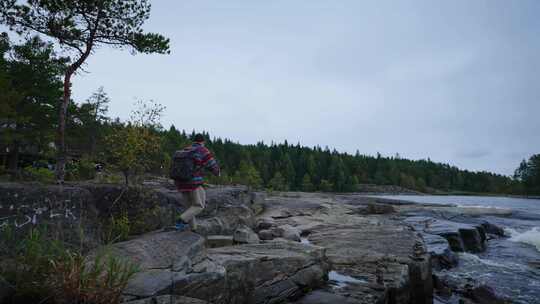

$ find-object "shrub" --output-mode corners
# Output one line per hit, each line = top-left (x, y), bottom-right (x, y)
(22, 166), (54, 183)
(48, 249), (138, 304)
(103, 213), (130, 244)
(0, 228), (138, 304)
(76, 156), (97, 180)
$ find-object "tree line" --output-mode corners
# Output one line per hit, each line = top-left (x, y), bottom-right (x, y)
(1, 4), (538, 195)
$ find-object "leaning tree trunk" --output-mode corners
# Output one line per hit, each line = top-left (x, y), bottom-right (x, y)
(55, 71), (73, 183)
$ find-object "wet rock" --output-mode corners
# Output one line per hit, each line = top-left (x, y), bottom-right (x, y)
(439, 231), (466, 252)
(464, 285), (512, 304)
(404, 216), (486, 253)
(459, 228), (485, 253)
(481, 221), (505, 237)
(233, 225), (260, 244)
(422, 234), (458, 270)
(258, 229), (274, 240)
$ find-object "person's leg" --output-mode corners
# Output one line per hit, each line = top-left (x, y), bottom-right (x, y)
(190, 187), (206, 230)
(179, 187), (205, 229)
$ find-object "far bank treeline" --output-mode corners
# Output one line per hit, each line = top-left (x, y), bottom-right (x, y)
(1, 34), (539, 195)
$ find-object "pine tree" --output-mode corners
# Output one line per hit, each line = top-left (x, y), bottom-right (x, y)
(268, 172), (288, 191)
(1, 0), (170, 181)
(301, 174), (314, 192)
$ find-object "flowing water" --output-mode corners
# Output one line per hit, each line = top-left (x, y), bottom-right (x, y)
(378, 195), (540, 304)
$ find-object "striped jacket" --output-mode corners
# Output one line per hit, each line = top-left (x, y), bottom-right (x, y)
(174, 143), (220, 192)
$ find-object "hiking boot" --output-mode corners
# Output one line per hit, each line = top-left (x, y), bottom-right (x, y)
(175, 220), (190, 232)
(174, 222), (189, 231)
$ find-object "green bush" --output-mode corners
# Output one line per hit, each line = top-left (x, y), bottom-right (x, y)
(103, 213), (130, 244)
(65, 156), (96, 181)
(78, 156), (96, 180)
(94, 170), (124, 184)
(0, 228), (138, 304)
(22, 166), (54, 183)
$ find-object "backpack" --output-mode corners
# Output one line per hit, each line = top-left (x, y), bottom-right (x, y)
(169, 148), (196, 181)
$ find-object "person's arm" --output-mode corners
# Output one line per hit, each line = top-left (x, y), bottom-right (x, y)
(201, 148), (220, 176)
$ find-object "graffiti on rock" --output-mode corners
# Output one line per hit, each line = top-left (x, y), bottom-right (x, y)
(0, 202), (79, 229)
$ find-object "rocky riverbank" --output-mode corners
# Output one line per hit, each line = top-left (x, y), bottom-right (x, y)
(0, 182), (511, 304)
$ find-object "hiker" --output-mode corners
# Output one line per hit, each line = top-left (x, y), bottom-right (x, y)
(170, 133), (220, 231)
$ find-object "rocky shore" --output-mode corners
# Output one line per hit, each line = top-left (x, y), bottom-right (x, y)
(0, 182), (511, 304)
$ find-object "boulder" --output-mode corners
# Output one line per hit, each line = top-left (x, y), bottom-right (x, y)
(256, 218), (274, 231)
(258, 229), (274, 240)
(459, 227), (485, 253)
(196, 205), (255, 236)
(481, 221), (505, 237)
(279, 225), (301, 242)
(233, 225), (260, 244)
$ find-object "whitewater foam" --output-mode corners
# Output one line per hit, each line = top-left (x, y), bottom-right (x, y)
(506, 227), (540, 251)
(459, 252), (508, 268)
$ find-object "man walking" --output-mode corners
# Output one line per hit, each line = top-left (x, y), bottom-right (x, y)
(172, 133), (220, 231)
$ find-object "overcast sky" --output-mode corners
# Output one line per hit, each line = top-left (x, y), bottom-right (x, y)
(68, 0), (540, 176)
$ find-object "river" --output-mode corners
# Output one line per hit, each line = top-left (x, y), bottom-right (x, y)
(378, 195), (540, 304)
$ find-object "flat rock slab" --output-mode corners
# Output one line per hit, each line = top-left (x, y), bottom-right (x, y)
(123, 240), (329, 304)
(123, 295), (209, 304)
(109, 231), (206, 271)
(205, 241), (329, 304)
